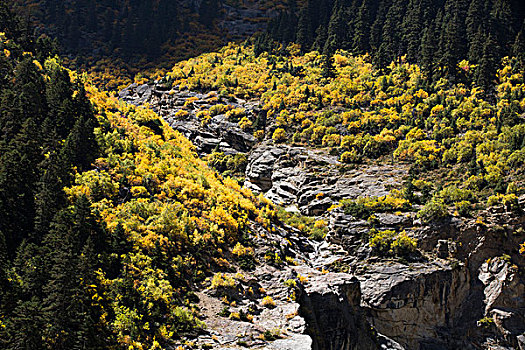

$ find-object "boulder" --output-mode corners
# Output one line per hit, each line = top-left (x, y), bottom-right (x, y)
(298, 272), (404, 350)
(357, 261), (470, 349)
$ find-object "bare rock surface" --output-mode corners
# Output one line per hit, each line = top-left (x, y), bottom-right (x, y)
(120, 84), (257, 155)
(121, 85), (525, 350)
(356, 261), (470, 349)
(245, 143), (407, 215)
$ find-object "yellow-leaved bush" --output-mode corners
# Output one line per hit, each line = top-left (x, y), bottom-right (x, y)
(64, 83), (273, 349)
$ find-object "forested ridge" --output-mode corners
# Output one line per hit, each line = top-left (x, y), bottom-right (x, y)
(0, 5), (276, 349)
(266, 0), (525, 88)
(10, 0), (294, 89)
(12, 0), (525, 90)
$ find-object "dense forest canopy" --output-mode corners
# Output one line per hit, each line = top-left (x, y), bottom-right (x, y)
(266, 0), (525, 87)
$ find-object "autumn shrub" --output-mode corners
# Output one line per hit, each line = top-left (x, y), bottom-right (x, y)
(369, 229), (417, 257)
(254, 130), (265, 141)
(391, 232), (418, 256)
(310, 125), (327, 144)
(455, 200), (472, 217)
(272, 128), (287, 143)
(340, 149), (361, 164)
(211, 273), (236, 289)
(174, 109), (189, 119)
(226, 107), (246, 122)
(261, 296), (276, 308)
(64, 43), (525, 348)
(238, 117), (252, 130)
(322, 133), (341, 147)
(264, 249), (283, 266)
(417, 197), (449, 222)
(309, 220), (328, 241)
(232, 242), (256, 271)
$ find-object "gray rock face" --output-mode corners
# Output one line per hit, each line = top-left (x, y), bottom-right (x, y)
(357, 262), (470, 349)
(219, 4), (277, 39)
(245, 143), (407, 216)
(298, 272), (404, 350)
(435, 239), (456, 259)
(245, 145), (286, 192)
(479, 257), (525, 345)
(120, 84), (257, 155)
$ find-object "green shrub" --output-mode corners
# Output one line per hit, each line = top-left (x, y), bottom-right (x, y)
(206, 152), (248, 174)
(477, 316), (494, 329)
(417, 197), (448, 222)
(172, 306), (206, 333)
(455, 200), (472, 217)
(369, 229), (417, 257)
(276, 207), (328, 240)
(439, 186), (475, 204)
(341, 192), (411, 219)
(487, 193), (521, 212)
(209, 104), (230, 116)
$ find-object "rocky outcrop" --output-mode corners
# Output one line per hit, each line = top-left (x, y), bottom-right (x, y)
(298, 272), (404, 350)
(120, 83), (257, 155)
(245, 143), (407, 215)
(219, 3), (277, 39)
(479, 257), (525, 347)
(356, 262), (470, 349)
(122, 84), (525, 350)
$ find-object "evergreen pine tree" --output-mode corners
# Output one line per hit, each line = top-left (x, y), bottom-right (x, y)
(3, 298), (45, 350)
(353, 0), (376, 55)
(438, 0), (469, 81)
(376, 0), (407, 67)
(33, 151), (67, 238)
(369, 0), (392, 52)
(402, 0), (436, 63)
(513, 19), (525, 65)
(420, 19), (437, 77)
(324, 0), (352, 54)
(474, 33), (498, 92)
(0, 118), (41, 254)
(43, 196), (106, 349)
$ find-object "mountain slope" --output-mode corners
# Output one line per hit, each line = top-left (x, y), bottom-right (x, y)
(0, 9), (291, 349)
(120, 42), (525, 349)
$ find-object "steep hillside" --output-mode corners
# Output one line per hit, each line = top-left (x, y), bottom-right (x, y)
(2, 2), (525, 349)
(0, 8), (304, 349)
(120, 43), (525, 349)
